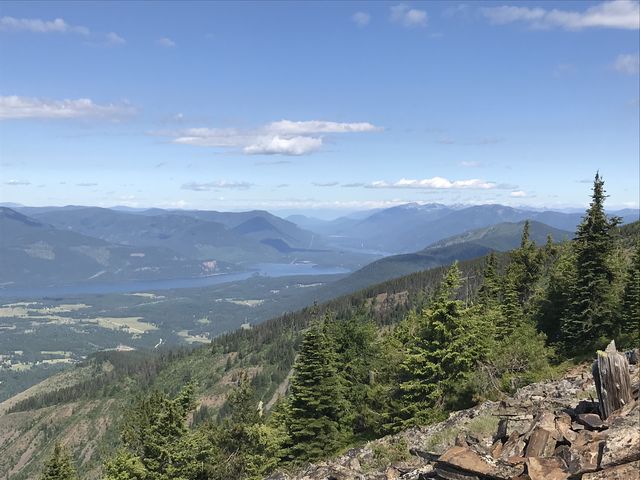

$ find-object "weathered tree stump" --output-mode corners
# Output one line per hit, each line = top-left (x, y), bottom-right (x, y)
(591, 341), (633, 419)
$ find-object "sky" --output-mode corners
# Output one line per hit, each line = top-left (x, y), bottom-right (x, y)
(0, 1), (638, 217)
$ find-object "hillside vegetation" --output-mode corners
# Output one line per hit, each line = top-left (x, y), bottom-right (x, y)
(3, 175), (639, 479)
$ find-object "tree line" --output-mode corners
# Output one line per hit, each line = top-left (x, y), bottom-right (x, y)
(39, 173), (639, 479)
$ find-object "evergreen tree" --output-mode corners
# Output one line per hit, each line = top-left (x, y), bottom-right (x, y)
(477, 252), (501, 308)
(326, 311), (382, 435)
(619, 241), (640, 342)
(499, 221), (543, 338)
(535, 242), (576, 343)
(284, 317), (347, 461)
(397, 263), (484, 425)
(108, 385), (199, 480)
(40, 443), (78, 480)
(562, 173), (621, 347)
(213, 375), (282, 479)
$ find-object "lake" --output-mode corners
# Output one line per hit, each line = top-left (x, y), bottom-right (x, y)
(0, 263), (350, 298)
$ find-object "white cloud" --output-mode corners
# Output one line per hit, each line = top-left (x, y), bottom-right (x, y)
(158, 37), (176, 47)
(312, 181), (339, 187)
(352, 12), (371, 27)
(482, 0), (640, 30)
(460, 161), (482, 168)
(4, 179), (30, 186)
(0, 16), (89, 35)
(390, 4), (428, 28)
(510, 190), (528, 197)
(159, 120), (381, 156)
(613, 53), (640, 74)
(76, 182), (98, 187)
(181, 181), (253, 191)
(265, 120), (380, 135)
(105, 32), (125, 46)
(243, 135), (323, 155)
(0, 16), (125, 45)
(438, 136), (502, 145)
(0, 95), (135, 120)
(367, 177), (497, 190)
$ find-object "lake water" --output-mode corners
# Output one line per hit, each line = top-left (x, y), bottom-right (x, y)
(0, 263), (350, 299)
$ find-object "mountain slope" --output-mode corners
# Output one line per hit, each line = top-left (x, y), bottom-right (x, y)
(0, 208), (213, 287)
(318, 220), (567, 299)
(0, 253), (495, 479)
(298, 203), (639, 254)
(428, 220), (571, 251)
(2, 220), (637, 479)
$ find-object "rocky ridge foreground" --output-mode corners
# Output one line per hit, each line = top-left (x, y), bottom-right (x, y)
(270, 348), (639, 480)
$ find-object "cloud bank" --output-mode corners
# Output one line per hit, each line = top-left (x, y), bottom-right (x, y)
(613, 53), (640, 74)
(181, 180), (253, 191)
(367, 177), (498, 190)
(352, 12), (371, 27)
(390, 4), (428, 28)
(483, 0), (639, 30)
(0, 16), (126, 45)
(160, 120), (381, 156)
(0, 95), (135, 120)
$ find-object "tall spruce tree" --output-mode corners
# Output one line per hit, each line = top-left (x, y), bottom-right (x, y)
(284, 317), (347, 461)
(40, 443), (78, 480)
(477, 252), (501, 309)
(562, 173), (621, 347)
(213, 375), (282, 479)
(620, 241), (640, 341)
(398, 263), (481, 424)
(499, 222), (542, 338)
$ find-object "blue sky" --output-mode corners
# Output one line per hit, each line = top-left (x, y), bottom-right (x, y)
(0, 1), (638, 216)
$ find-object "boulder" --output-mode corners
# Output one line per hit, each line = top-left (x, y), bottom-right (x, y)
(437, 446), (524, 480)
(582, 460), (640, 480)
(438, 446), (493, 475)
(500, 431), (526, 460)
(600, 405), (640, 468)
(554, 438), (602, 475)
(524, 427), (557, 457)
(554, 412), (578, 444)
(525, 457), (569, 480)
(577, 413), (607, 430)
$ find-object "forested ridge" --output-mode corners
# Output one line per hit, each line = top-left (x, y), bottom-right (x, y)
(23, 175), (640, 479)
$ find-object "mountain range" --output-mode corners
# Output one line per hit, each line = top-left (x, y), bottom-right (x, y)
(2, 202), (637, 290)
(288, 203), (639, 253)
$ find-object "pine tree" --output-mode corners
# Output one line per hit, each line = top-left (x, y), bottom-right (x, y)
(619, 241), (640, 341)
(284, 317), (347, 461)
(214, 375), (281, 479)
(328, 311), (382, 435)
(562, 173), (621, 347)
(499, 222), (543, 338)
(535, 243), (576, 343)
(477, 252), (501, 309)
(40, 443), (78, 480)
(398, 263), (482, 425)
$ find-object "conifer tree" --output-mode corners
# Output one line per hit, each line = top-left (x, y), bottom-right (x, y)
(214, 375), (281, 479)
(562, 173), (621, 347)
(40, 443), (78, 480)
(329, 311), (382, 435)
(499, 222), (543, 338)
(477, 252), (501, 309)
(620, 241), (640, 341)
(284, 317), (347, 461)
(398, 263), (482, 424)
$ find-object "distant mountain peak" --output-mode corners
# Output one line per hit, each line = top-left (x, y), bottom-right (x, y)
(0, 207), (43, 227)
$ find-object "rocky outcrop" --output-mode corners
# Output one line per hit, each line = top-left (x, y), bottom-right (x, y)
(270, 347), (639, 480)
